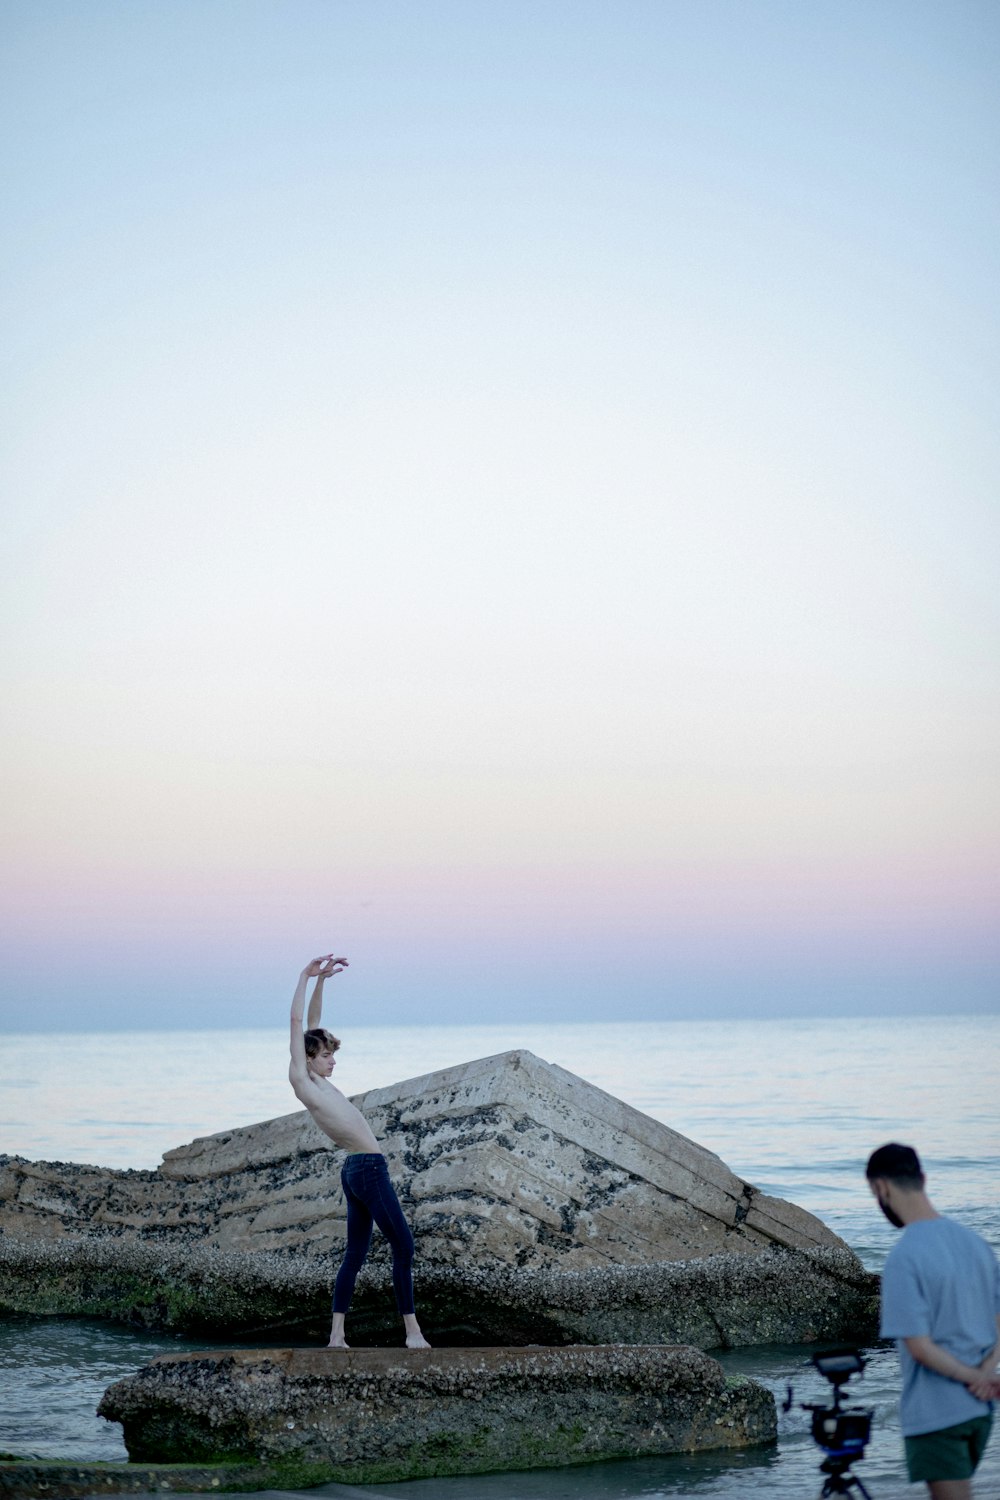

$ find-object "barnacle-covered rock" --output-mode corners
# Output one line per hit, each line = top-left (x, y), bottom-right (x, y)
(97, 1343), (777, 1483)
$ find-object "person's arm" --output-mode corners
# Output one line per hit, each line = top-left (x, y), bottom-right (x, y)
(289, 964), (315, 1091)
(973, 1315), (1000, 1399)
(904, 1329), (1000, 1401)
(288, 956), (347, 1098)
(979, 1314), (1000, 1371)
(306, 956), (348, 1029)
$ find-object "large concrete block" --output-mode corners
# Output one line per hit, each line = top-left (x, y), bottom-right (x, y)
(0, 1049), (865, 1343)
(97, 1344), (777, 1484)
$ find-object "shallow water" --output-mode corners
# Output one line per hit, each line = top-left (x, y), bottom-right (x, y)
(3, 1322), (990, 1498)
(2, 1014), (998, 1496)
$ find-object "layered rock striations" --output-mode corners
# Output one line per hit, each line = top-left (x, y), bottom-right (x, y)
(0, 1050), (877, 1345)
(1, 1048), (842, 1264)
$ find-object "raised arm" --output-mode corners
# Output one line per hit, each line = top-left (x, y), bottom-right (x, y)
(307, 955), (348, 1029)
(289, 955), (348, 1088)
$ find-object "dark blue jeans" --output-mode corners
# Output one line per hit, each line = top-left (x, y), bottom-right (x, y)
(332, 1153), (415, 1316)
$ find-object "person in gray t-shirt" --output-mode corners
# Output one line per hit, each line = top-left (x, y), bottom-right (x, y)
(867, 1143), (1000, 1500)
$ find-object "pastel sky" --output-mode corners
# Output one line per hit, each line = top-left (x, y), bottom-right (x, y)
(2, 0), (998, 1029)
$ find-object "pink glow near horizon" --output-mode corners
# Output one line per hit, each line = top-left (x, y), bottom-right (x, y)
(2, 3), (998, 1025)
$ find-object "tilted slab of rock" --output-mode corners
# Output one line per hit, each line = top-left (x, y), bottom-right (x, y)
(0, 1234), (878, 1348)
(0, 1048), (846, 1270)
(98, 1344), (777, 1484)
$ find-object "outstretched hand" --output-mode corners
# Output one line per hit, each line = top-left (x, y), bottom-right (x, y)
(303, 954), (349, 979)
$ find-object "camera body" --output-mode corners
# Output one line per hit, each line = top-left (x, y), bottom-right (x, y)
(807, 1395), (873, 1459)
(785, 1348), (876, 1496)
(805, 1349), (874, 1460)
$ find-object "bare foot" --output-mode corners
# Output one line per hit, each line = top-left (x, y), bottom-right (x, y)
(327, 1338), (351, 1349)
(405, 1332), (432, 1349)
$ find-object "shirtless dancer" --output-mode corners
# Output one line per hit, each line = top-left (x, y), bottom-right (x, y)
(288, 955), (430, 1350)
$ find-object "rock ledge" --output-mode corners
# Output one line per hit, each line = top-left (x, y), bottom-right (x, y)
(99, 1343), (777, 1484)
(0, 1234), (877, 1346)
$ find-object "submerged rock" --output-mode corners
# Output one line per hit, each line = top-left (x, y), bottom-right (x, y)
(97, 1343), (777, 1484)
(0, 1459), (263, 1498)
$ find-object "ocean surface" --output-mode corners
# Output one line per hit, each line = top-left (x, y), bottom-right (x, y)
(2, 1013), (998, 1498)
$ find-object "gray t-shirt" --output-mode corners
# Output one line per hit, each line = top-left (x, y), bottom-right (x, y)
(880, 1216), (1000, 1437)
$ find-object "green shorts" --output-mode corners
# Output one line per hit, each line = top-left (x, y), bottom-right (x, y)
(904, 1414), (992, 1483)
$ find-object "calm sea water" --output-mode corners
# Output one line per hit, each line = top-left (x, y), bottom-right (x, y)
(2, 1014), (998, 1498)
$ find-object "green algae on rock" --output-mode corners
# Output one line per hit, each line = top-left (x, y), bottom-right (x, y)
(98, 1344), (777, 1484)
(0, 1234), (877, 1347)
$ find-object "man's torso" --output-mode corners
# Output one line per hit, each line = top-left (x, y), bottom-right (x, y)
(881, 1217), (1000, 1436)
(302, 1078), (382, 1154)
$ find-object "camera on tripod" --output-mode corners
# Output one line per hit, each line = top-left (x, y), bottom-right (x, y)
(785, 1348), (876, 1498)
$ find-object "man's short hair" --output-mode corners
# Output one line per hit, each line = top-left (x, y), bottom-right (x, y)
(304, 1027), (341, 1059)
(866, 1142), (925, 1187)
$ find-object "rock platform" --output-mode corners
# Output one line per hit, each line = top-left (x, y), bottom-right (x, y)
(98, 1344), (777, 1485)
(0, 1233), (878, 1347)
